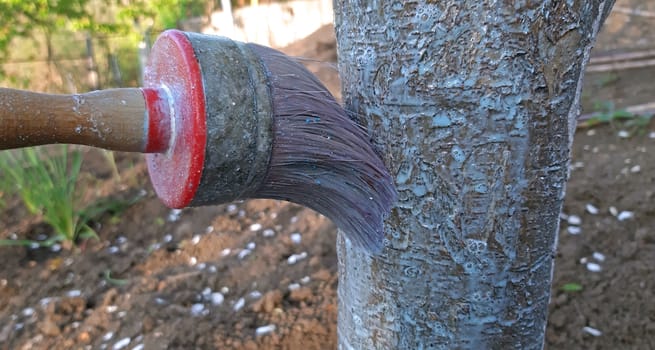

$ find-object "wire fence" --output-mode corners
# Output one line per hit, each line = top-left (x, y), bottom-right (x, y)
(2, 1), (654, 114)
(0, 32), (158, 93)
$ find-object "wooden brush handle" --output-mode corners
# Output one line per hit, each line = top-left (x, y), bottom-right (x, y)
(0, 87), (171, 153)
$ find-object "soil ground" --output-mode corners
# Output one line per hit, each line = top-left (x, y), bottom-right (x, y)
(1, 7), (655, 350)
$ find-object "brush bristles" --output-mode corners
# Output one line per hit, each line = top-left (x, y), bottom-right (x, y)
(246, 43), (396, 252)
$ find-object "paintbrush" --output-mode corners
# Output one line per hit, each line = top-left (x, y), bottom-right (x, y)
(0, 30), (396, 252)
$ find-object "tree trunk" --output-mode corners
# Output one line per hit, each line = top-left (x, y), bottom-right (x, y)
(334, 1), (615, 349)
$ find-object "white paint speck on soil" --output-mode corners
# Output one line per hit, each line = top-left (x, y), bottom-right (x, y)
(167, 209), (182, 222)
(112, 337), (131, 350)
(567, 215), (582, 226)
(287, 252), (308, 265)
(586, 262), (602, 272)
(582, 326), (602, 337)
(233, 297), (245, 312)
(21, 308), (35, 317)
(290, 233), (302, 244)
(66, 290), (82, 297)
(191, 303), (205, 316)
(238, 249), (251, 260)
(617, 211), (634, 221)
(255, 324), (276, 336)
(211, 292), (224, 305)
(593, 252), (606, 262)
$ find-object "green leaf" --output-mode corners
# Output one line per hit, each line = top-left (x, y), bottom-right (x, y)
(561, 283), (583, 292)
(0, 239), (40, 247)
(104, 270), (129, 286)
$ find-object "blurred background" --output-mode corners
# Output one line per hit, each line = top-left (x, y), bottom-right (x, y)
(0, 0), (333, 93)
(1, 0), (654, 117)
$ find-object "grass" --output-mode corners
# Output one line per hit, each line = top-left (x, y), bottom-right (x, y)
(0, 146), (84, 243)
(0, 146), (138, 248)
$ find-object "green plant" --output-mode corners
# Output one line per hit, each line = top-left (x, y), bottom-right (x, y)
(0, 146), (96, 247)
(595, 72), (619, 87)
(560, 282), (583, 293)
(102, 150), (121, 180)
(586, 101), (653, 130)
(154, 217), (166, 227)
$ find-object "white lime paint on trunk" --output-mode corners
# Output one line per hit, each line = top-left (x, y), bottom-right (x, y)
(334, 1), (615, 348)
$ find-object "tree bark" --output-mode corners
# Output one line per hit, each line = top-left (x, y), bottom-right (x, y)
(334, 1), (615, 349)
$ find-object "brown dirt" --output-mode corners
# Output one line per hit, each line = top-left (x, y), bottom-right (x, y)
(1, 11), (655, 350)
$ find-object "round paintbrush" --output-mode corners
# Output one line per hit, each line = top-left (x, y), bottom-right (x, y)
(0, 30), (396, 252)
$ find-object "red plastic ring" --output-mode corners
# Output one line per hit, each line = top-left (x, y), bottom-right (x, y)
(144, 30), (206, 208)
